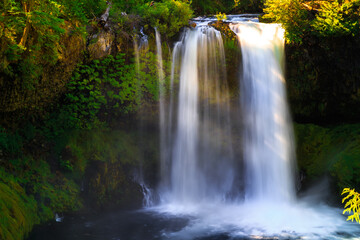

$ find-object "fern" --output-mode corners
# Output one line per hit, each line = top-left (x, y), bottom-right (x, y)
(342, 188), (360, 223)
(216, 12), (227, 21)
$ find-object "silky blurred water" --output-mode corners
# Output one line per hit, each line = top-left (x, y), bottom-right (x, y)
(28, 16), (360, 240)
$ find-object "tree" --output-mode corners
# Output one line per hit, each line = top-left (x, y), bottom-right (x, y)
(262, 0), (311, 43)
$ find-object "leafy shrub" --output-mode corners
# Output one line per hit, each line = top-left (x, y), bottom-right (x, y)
(62, 50), (165, 130)
(312, 0), (360, 37)
(295, 124), (360, 192)
(216, 12), (227, 21)
(111, 0), (147, 13)
(0, 127), (23, 156)
(0, 157), (81, 239)
(263, 0), (360, 43)
(138, 0), (193, 37)
(233, 0), (264, 13)
(342, 188), (360, 223)
(65, 54), (136, 129)
(263, 0), (311, 44)
(0, 168), (39, 240)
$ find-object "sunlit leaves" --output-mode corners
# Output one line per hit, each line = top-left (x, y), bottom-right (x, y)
(263, 0), (360, 43)
(263, 0), (310, 44)
(216, 12), (227, 21)
(65, 54), (141, 129)
(342, 188), (360, 223)
(138, 0), (193, 37)
(312, 0), (360, 37)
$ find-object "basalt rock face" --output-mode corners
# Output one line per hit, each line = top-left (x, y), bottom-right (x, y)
(88, 30), (116, 60)
(285, 35), (360, 124)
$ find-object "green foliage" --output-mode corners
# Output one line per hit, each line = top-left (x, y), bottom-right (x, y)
(295, 124), (360, 192)
(0, 127), (23, 156)
(136, 50), (166, 100)
(329, 125), (360, 190)
(263, 0), (360, 43)
(216, 12), (227, 20)
(233, 0), (264, 13)
(111, 0), (147, 13)
(342, 188), (360, 223)
(65, 54), (137, 129)
(263, 0), (311, 44)
(312, 0), (360, 37)
(59, 0), (107, 21)
(75, 129), (156, 207)
(294, 124), (331, 178)
(0, 0), (66, 86)
(190, 0), (232, 15)
(52, 50), (165, 130)
(138, 0), (193, 37)
(190, 0), (262, 15)
(0, 0), (105, 91)
(0, 168), (39, 240)
(0, 159), (81, 240)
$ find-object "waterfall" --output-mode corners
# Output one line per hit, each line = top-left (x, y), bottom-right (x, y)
(160, 25), (235, 204)
(157, 20), (296, 208)
(149, 17), (358, 239)
(155, 29), (169, 194)
(133, 28), (149, 103)
(230, 22), (296, 203)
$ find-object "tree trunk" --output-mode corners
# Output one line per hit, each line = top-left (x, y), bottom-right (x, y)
(19, 0), (34, 48)
(99, 2), (112, 26)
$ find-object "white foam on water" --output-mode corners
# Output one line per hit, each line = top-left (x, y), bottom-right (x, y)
(151, 18), (360, 240)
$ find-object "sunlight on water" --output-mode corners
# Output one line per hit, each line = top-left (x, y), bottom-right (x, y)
(159, 24), (234, 204)
(152, 16), (360, 239)
(230, 21), (295, 203)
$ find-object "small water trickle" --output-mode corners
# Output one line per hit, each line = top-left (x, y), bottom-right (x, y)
(155, 28), (168, 198)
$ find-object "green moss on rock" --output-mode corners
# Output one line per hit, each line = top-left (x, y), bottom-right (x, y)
(295, 123), (360, 193)
(286, 36), (360, 123)
(0, 168), (38, 240)
(0, 157), (82, 240)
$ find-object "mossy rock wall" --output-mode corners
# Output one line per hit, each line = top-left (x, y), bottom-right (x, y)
(0, 170), (38, 240)
(0, 161), (81, 240)
(294, 123), (360, 194)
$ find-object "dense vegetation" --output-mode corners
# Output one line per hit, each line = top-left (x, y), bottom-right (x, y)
(263, 0), (360, 43)
(1, 0), (360, 238)
(0, 1), (187, 239)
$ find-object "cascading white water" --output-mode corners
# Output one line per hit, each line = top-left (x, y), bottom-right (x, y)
(151, 17), (359, 239)
(159, 25), (235, 204)
(171, 28), (201, 203)
(230, 22), (295, 203)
